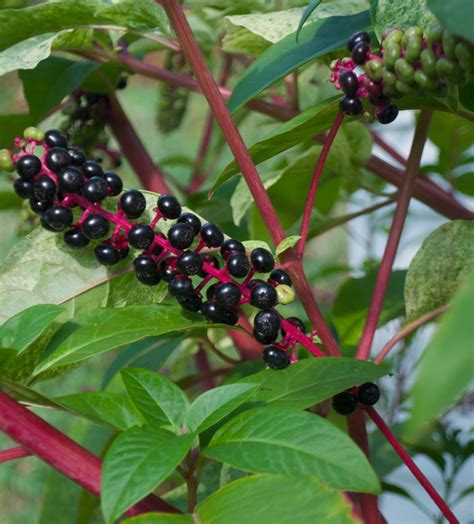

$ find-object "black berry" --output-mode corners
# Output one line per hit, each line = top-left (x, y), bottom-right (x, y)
(221, 239), (245, 259)
(269, 269), (292, 287)
(281, 316), (306, 337)
(377, 104), (399, 125)
(263, 346), (290, 370)
(95, 243), (120, 266)
(201, 301), (226, 323)
(32, 176), (56, 202)
(160, 258), (179, 282)
(45, 147), (71, 173)
(104, 172), (123, 196)
(41, 205), (73, 232)
(157, 194), (182, 219)
(58, 166), (83, 193)
(199, 253), (220, 277)
(352, 41), (370, 64)
(214, 282), (241, 310)
(200, 223), (224, 248)
(169, 277), (194, 299)
(13, 178), (33, 199)
(128, 224), (155, 250)
(222, 309), (239, 326)
(248, 278), (267, 288)
(250, 283), (278, 310)
(347, 31), (371, 51)
(168, 223), (195, 250)
(253, 329), (278, 345)
(67, 147), (86, 166)
(178, 295), (202, 312)
(340, 96), (363, 116)
(226, 252), (249, 278)
(29, 199), (51, 214)
(339, 70), (359, 96)
(254, 309), (281, 337)
(332, 391), (358, 415)
(134, 255), (159, 278)
(177, 251), (203, 276)
(250, 248), (275, 273)
(82, 160), (104, 179)
(358, 383), (380, 406)
(16, 154), (42, 180)
(120, 190), (146, 219)
(64, 228), (89, 249)
(177, 212), (201, 235)
(45, 129), (68, 149)
(137, 273), (162, 286)
(82, 176), (108, 203)
(82, 214), (110, 240)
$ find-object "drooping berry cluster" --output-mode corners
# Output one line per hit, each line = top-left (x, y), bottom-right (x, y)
(332, 24), (473, 123)
(1, 128), (326, 370)
(332, 382), (380, 415)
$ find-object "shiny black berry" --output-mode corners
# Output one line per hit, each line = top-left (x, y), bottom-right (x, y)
(104, 172), (123, 196)
(82, 176), (108, 203)
(222, 309), (239, 326)
(177, 251), (203, 276)
(201, 301), (226, 323)
(253, 329), (277, 345)
(160, 258), (179, 282)
(250, 248), (275, 273)
(332, 391), (358, 415)
(200, 223), (224, 248)
(82, 160), (104, 179)
(254, 310), (281, 337)
(178, 295), (202, 312)
(136, 273), (162, 286)
(339, 70), (359, 96)
(281, 317), (306, 337)
(177, 212), (201, 235)
(67, 147), (86, 166)
(32, 176), (56, 202)
(352, 41), (370, 64)
(45, 129), (68, 149)
(358, 383), (380, 406)
(45, 148), (71, 173)
(82, 214), (110, 240)
(95, 243), (120, 266)
(199, 253), (220, 278)
(226, 252), (249, 278)
(29, 199), (51, 214)
(263, 346), (290, 370)
(158, 194), (182, 219)
(377, 104), (399, 125)
(134, 255), (159, 277)
(347, 31), (371, 51)
(16, 154), (42, 180)
(168, 223), (195, 250)
(41, 205), (73, 232)
(64, 228), (89, 249)
(248, 278), (267, 288)
(340, 96), (363, 116)
(120, 189), (146, 219)
(58, 166), (83, 193)
(206, 283), (217, 300)
(269, 269), (292, 287)
(128, 224), (155, 250)
(250, 283), (278, 310)
(13, 178), (33, 199)
(221, 239), (245, 259)
(214, 282), (241, 310)
(169, 277), (194, 299)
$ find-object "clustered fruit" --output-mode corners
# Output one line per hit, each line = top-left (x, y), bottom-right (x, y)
(1, 128), (326, 370)
(332, 382), (381, 415)
(332, 24), (474, 123)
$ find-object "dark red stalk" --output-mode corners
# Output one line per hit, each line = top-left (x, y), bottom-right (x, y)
(297, 112), (345, 257)
(0, 391), (179, 516)
(195, 346), (217, 390)
(356, 110), (433, 360)
(371, 131), (407, 167)
(364, 406), (459, 523)
(0, 446), (31, 463)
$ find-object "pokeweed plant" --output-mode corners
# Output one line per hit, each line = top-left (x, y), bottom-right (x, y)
(0, 1), (472, 523)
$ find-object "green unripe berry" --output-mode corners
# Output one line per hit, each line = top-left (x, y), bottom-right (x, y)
(382, 29), (403, 48)
(414, 70), (438, 90)
(395, 79), (416, 95)
(363, 112), (376, 124)
(427, 22), (443, 44)
(23, 126), (45, 141)
(384, 43), (401, 69)
(365, 59), (383, 81)
(275, 284), (295, 305)
(436, 57), (465, 83)
(420, 48), (437, 77)
(382, 83), (399, 97)
(0, 149), (14, 172)
(455, 41), (474, 72)
(402, 26), (422, 47)
(405, 35), (423, 63)
(382, 68), (398, 86)
(330, 59), (339, 71)
(442, 31), (458, 58)
(394, 58), (415, 83)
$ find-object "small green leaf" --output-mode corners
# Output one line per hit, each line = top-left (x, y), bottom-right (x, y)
(101, 426), (194, 524)
(0, 33), (57, 77)
(0, 304), (64, 353)
(427, 0), (474, 40)
(204, 406), (380, 493)
(296, 1), (321, 40)
(407, 272), (474, 438)
(121, 368), (190, 428)
(275, 236), (301, 259)
(404, 221), (474, 322)
(239, 357), (387, 409)
(183, 383), (257, 433)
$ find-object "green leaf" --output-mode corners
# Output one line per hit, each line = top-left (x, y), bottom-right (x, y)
(0, 304), (64, 353)
(184, 383), (257, 433)
(101, 426), (194, 524)
(373, 0), (437, 41)
(455, 173), (474, 196)
(427, 0), (474, 40)
(404, 221), (474, 322)
(239, 357), (387, 409)
(19, 57), (99, 121)
(0, 190), (21, 210)
(121, 368), (190, 429)
(34, 304), (230, 374)
(407, 271), (474, 438)
(55, 391), (144, 430)
(195, 474), (358, 524)
(296, 1), (321, 40)
(204, 406), (380, 493)
(275, 236), (301, 259)
(227, 10), (371, 113)
(0, 377), (62, 409)
(123, 515), (193, 524)
(0, 114), (31, 148)
(0, 33), (57, 77)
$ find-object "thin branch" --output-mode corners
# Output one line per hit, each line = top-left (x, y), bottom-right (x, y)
(371, 131), (407, 167)
(194, 346), (217, 390)
(297, 112), (345, 257)
(374, 305), (448, 364)
(364, 406), (459, 524)
(0, 446), (32, 463)
(178, 368), (231, 389)
(203, 336), (241, 366)
(356, 110), (433, 360)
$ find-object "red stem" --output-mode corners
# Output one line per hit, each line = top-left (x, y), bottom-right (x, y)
(0, 446), (32, 463)
(0, 391), (179, 516)
(297, 112), (345, 257)
(195, 346), (217, 390)
(371, 132), (407, 167)
(364, 406), (459, 524)
(356, 110), (433, 360)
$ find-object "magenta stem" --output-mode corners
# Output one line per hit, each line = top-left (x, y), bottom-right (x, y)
(0, 446), (32, 463)
(364, 406), (459, 524)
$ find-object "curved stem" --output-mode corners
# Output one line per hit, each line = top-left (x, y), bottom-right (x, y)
(364, 406), (459, 524)
(0, 446), (31, 463)
(356, 110), (433, 360)
(374, 305), (448, 364)
(371, 132), (407, 167)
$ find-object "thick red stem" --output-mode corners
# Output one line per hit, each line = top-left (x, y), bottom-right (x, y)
(364, 406), (459, 524)
(356, 110), (433, 360)
(0, 446), (31, 463)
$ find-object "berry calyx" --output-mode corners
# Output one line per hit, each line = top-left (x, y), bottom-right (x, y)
(200, 223), (224, 248)
(214, 282), (241, 310)
(94, 243), (121, 266)
(358, 382), (380, 406)
(158, 194), (182, 219)
(16, 154), (42, 180)
(332, 391), (358, 415)
(250, 248), (275, 273)
(263, 346), (290, 370)
(250, 283), (278, 310)
(120, 189), (146, 219)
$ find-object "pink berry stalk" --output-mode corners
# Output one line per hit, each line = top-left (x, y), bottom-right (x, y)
(0, 446), (31, 463)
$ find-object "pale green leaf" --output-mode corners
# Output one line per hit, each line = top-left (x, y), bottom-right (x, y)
(427, 0), (474, 40)
(275, 236), (301, 259)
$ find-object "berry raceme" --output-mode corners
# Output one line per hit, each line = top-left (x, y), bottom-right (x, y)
(332, 382), (381, 415)
(7, 128), (326, 368)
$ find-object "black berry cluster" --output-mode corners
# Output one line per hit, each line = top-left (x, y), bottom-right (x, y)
(332, 382), (381, 415)
(3, 128), (324, 370)
(332, 24), (473, 123)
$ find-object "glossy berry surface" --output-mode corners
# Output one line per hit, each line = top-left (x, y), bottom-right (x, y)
(136, 273), (162, 286)
(339, 70), (359, 96)
(263, 346), (290, 370)
(45, 147), (71, 173)
(332, 391), (358, 415)
(45, 129), (68, 149)
(120, 190), (146, 219)
(134, 255), (159, 278)
(214, 282), (241, 310)
(177, 212), (201, 235)
(82, 214), (110, 240)
(32, 176), (56, 203)
(13, 178), (32, 199)
(160, 258), (179, 282)
(250, 248), (275, 273)
(94, 244), (120, 266)
(220, 239), (245, 259)
(200, 223), (224, 248)
(82, 176), (108, 203)
(340, 96), (364, 116)
(177, 250), (203, 275)
(178, 295), (202, 312)
(253, 329), (277, 345)
(16, 154), (42, 180)
(29, 199), (51, 214)
(104, 172), (123, 196)
(250, 283), (278, 310)
(169, 277), (194, 299)
(254, 310), (281, 337)
(168, 223), (195, 250)
(226, 252), (249, 278)
(64, 228), (89, 249)
(67, 147), (86, 166)
(58, 166), (83, 193)
(82, 160), (104, 179)
(158, 194), (182, 219)
(269, 269), (292, 287)
(352, 41), (370, 64)
(41, 205), (73, 232)
(377, 104), (399, 124)
(128, 224), (155, 250)
(201, 301), (225, 323)
(347, 31), (371, 51)
(281, 317), (306, 336)
(358, 383), (380, 406)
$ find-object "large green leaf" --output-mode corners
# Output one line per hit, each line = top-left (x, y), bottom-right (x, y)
(407, 271), (474, 438)
(227, 10), (371, 113)
(404, 221), (474, 322)
(0, 114), (32, 148)
(239, 358), (386, 409)
(194, 474), (358, 524)
(427, 0), (474, 40)
(204, 406), (380, 493)
(34, 304), (225, 374)
(121, 368), (190, 429)
(101, 426), (194, 524)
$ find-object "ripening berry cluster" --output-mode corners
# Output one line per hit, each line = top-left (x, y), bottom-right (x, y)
(331, 24), (473, 122)
(1, 128), (323, 370)
(332, 382), (380, 416)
